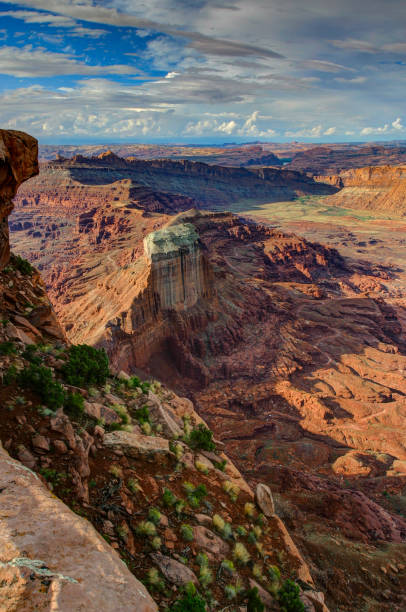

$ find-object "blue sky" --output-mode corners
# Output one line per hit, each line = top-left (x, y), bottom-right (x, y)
(0, 0), (405, 144)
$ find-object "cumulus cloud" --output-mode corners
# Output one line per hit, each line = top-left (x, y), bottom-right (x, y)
(360, 118), (405, 135)
(323, 127), (336, 136)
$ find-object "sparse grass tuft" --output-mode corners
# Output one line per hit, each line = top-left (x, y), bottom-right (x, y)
(136, 521), (157, 537)
(180, 524), (194, 542)
(233, 542), (250, 565)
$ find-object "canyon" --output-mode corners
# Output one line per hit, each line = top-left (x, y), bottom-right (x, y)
(5, 139), (406, 610)
(1, 130), (324, 611)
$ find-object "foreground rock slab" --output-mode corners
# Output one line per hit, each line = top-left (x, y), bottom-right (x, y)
(0, 445), (157, 612)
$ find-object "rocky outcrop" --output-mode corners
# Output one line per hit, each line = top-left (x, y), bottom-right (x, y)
(315, 165), (406, 215)
(144, 218), (214, 310)
(0, 443), (157, 612)
(0, 129), (38, 269)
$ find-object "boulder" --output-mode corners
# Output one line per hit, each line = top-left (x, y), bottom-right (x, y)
(0, 444), (157, 611)
(192, 526), (229, 560)
(84, 401), (121, 425)
(103, 430), (170, 459)
(255, 483), (275, 517)
(150, 553), (198, 586)
(145, 391), (182, 438)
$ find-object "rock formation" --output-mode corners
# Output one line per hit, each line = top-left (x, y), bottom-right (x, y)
(0, 130), (38, 269)
(315, 165), (406, 215)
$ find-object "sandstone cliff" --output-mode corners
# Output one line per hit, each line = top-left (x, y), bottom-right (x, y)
(315, 165), (406, 215)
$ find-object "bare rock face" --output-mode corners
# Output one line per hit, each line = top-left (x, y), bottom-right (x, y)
(316, 165), (406, 215)
(0, 129), (38, 269)
(0, 444), (157, 612)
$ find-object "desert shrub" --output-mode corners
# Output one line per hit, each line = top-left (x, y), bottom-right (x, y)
(183, 482), (207, 508)
(233, 542), (250, 565)
(22, 344), (43, 364)
(18, 364), (65, 409)
(141, 421), (152, 435)
(3, 365), (18, 385)
(162, 487), (178, 507)
(212, 514), (225, 533)
(199, 564), (213, 587)
(223, 480), (240, 502)
(112, 404), (130, 425)
(195, 460), (209, 474)
(109, 465), (123, 478)
(127, 478), (141, 494)
(180, 524), (194, 542)
(146, 568), (165, 592)
(244, 502), (256, 518)
(151, 536), (162, 550)
(247, 587), (265, 612)
(125, 375), (151, 393)
(148, 507), (161, 525)
(278, 579), (304, 612)
(62, 344), (109, 387)
(136, 521), (157, 537)
(214, 459), (227, 471)
(64, 392), (84, 420)
(169, 583), (206, 612)
(187, 424), (215, 451)
(0, 341), (16, 356)
(12, 254), (34, 276)
(134, 405), (150, 424)
(196, 553), (209, 567)
(225, 584), (237, 600)
(170, 441), (184, 460)
(220, 559), (235, 575)
(236, 525), (247, 537)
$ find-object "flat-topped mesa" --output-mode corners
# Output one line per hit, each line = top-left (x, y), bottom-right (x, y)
(144, 219), (214, 310)
(0, 129), (38, 268)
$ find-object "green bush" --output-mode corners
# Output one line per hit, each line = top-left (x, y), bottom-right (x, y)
(0, 341), (16, 356)
(135, 406), (150, 424)
(22, 344), (43, 364)
(64, 392), (85, 420)
(62, 344), (109, 388)
(278, 579), (304, 612)
(169, 583), (206, 612)
(18, 364), (65, 410)
(126, 375), (151, 394)
(247, 587), (265, 612)
(187, 424), (215, 451)
(12, 254), (34, 276)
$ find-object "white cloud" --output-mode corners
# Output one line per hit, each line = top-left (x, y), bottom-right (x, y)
(285, 125), (323, 138)
(0, 45), (135, 77)
(323, 127), (336, 136)
(392, 117), (404, 131)
(360, 118), (404, 135)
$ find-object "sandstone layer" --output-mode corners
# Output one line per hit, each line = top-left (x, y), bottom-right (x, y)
(315, 165), (406, 215)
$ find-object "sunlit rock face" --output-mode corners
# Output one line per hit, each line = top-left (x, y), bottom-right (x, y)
(0, 130), (38, 269)
(144, 221), (213, 311)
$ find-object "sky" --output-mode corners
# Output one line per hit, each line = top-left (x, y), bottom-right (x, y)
(0, 0), (405, 144)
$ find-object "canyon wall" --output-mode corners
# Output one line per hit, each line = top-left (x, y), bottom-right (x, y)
(316, 165), (406, 214)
